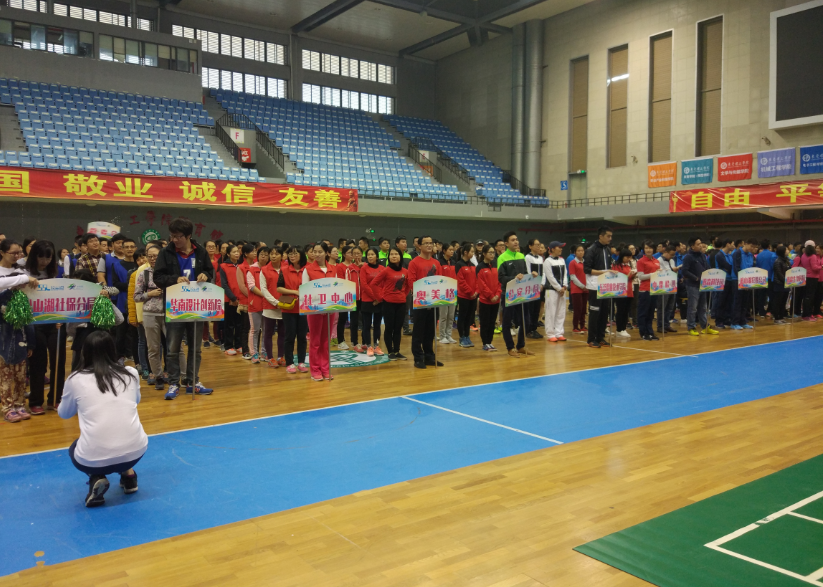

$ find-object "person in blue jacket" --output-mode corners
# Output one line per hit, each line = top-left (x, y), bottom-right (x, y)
(712, 239), (736, 328)
(755, 239), (776, 319)
(730, 238), (756, 329)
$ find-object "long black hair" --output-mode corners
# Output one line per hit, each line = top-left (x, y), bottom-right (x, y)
(284, 245), (307, 269)
(25, 240), (57, 279)
(70, 330), (136, 395)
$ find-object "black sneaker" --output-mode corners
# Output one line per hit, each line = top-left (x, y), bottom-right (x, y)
(425, 359), (444, 367)
(394, 352), (408, 361)
(414, 361), (426, 369)
(587, 341), (601, 348)
(120, 471), (138, 494)
(85, 475), (109, 507)
(526, 331), (542, 339)
(388, 352), (398, 361)
(403, 328), (413, 336)
(649, 335), (660, 341)
(203, 341), (211, 348)
(155, 380), (165, 390)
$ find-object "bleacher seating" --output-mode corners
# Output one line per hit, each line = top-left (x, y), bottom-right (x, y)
(385, 115), (546, 205)
(212, 89), (466, 202)
(0, 78), (263, 183)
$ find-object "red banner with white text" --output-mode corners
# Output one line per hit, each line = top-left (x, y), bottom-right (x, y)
(669, 179), (823, 213)
(0, 167), (358, 212)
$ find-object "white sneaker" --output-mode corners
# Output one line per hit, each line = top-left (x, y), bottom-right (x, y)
(447, 336), (458, 344)
(338, 342), (349, 350)
(617, 330), (630, 338)
(438, 337), (451, 345)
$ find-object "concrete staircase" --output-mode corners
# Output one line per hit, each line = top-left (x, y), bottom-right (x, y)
(197, 127), (242, 170)
(0, 105), (26, 152)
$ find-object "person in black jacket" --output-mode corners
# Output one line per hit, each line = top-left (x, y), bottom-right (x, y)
(497, 231), (538, 357)
(712, 238), (737, 328)
(152, 218), (215, 400)
(582, 226), (614, 346)
(680, 236), (715, 335)
(771, 245), (791, 323)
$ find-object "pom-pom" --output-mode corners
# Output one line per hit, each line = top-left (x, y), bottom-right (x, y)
(90, 295), (117, 330)
(3, 290), (34, 330)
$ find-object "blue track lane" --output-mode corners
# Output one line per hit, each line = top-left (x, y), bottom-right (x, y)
(1, 337), (821, 576)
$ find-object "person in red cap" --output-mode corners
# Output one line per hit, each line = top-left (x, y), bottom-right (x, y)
(543, 241), (568, 342)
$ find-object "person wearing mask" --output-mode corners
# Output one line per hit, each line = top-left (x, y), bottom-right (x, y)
(798, 242), (821, 321)
(0, 239), (38, 422)
(656, 245), (679, 334)
(259, 247), (285, 368)
(59, 331), (147, 508)
(635, 241), (660, 341)
(359, 247), (384, 356)
(681, 237), (716, 336)
(583, 226), (615, 348)
(771, 245), (791, 324)
(755, 239), (775, 319)
(543, 241), (568, 342)
(152, 218), (214, 399)
(476, 245), (501, 351)
(524, 239), (544, 339)
(569, 244), (588, 334)
(497, 231), (537, 358)
(731, 239), (756, 330)
(219, 244), (244, 356)
(335, 246), (361, 351)
(713, 239), (737, 329)
(25, 241), (63, 415)
(242, 247), (268, 363)
(611, 249), (636, 339)
(437, 243), (458, 344)
(370, 247), (410, 360)
(455, 243), (478, 347)
(277, 246), (309, 374)
(408, 236), (443, 368)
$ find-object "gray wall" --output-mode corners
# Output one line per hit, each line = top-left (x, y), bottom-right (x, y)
(396, 58), (436, 119)
(435, 34), (513, 171)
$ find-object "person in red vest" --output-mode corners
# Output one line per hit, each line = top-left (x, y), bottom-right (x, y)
(302, 242), (335, 381)
(335, 245), (362, 351)
(235, 244), (255, 360)
(259, 247), (285, 368)
(359, 248), (385, 356)
(241, 247), (268, 363)
(408, 236), (443, 369)
(276, 246), (309, 374)
(371, 247), (411, 360)
(219, 244), (245, 356)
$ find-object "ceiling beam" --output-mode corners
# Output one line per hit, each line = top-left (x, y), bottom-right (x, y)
(291, 0), (365, 33)
(399, 22), (472, 56)
(481, 23), (511, 34)
(369, 0), (473, 24)
(480, 0), (551, 24)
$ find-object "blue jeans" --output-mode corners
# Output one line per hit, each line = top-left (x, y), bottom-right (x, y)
(686, 283), (707, 330)
(137, 324), (149, 374)
(166, 322), (202, 386)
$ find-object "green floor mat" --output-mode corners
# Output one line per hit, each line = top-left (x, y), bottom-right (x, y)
(575, 454), (823, 587)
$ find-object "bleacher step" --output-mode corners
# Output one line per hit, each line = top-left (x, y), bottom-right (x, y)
(0, 105), (26, 152)
(197, 128), (242, 170)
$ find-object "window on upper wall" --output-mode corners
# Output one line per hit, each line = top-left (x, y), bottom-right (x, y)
(303, 83), (393, 114)
(9, 0), (47, 13)
(100, 34), (197, 73)
(696, 17), (723, 157)
(202, 66), (287, 98)
(54, 3), (152, 30)
(569, 56), (589, 173)
(1, 17), (92, 57)
(607, 45), (628, 168)
(302, 49), (394, 84)
(172, 25), (286, 63)
(649, 32), (672, 163)
(302, 49), (321, 71)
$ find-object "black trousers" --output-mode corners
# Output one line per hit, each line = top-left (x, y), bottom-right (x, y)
(336, 300), (360, 345)
(360, 302), (382, 346)
(614, 298), (630, 332)
(69, 440), (143, 477)
(456, 296), (476, 338)
(501, 304), (527, 350)
(411, 308), (436, 361)
(770, 289), (789, 320)
(527, 296), (542, 332)
(29, 323), (66, 408)
(238, 310), (250, 354)
(381, 301), (406, 353)
(223, 304), (242, 349)
(282, 312), (307, 366)
(587, 290), (611, 343)
(478, 302), (497, 345)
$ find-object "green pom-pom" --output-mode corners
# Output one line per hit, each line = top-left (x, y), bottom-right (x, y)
(90, 296), (117, 330)
(4, 290), (34, 330)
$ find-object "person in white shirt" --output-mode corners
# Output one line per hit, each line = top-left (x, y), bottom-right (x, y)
(543, 241), (569, 342)
(59, 330), (148, 508)
(524, 239), (544, 339)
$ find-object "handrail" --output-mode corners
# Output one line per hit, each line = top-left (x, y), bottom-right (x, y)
(256, 128), (286, 172)
(398, 132), (471, 184)
(215, 112), (257, 165)
(501, 170), (546, 198)
(408, 143), (441, 183)
(545, 192), (670, 208)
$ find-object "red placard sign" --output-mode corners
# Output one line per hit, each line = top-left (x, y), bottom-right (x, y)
(239, 148), (251, 163)
(669, 179), (823, 213)
(718, 153), (752, 182)
(0, 166), (358, 212)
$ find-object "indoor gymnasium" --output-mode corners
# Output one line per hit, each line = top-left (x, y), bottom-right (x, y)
(1, 0), (823, 585)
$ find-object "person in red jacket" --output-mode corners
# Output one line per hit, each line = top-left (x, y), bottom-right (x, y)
(371, 247), (411, 360)
(203, 240), (220, 347)
(241, 247), (268, 363)
(568, 244), (588, 333)
(437, 243), (458, 345)
(359, 248), (384, 356)
(219, 244), (244, 356)
(276, 246), (309, 374)
(335, 246), (362, 351)
(476, 245), (500, 351)
(408, 236), (443, 368)
(455, 243), (478, 347)
(235, 243), (255, 359)
(302, 242), (335, 381)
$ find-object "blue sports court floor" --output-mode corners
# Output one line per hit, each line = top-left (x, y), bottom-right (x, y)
(2, 337), (822, 576)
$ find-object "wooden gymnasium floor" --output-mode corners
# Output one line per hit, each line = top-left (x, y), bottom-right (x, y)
(2, 313), (823, 587)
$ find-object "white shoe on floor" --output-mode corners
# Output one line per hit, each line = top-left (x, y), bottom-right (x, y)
(617, 330), (631, 338)
(447, 336), (458, 344)
(338, 342), (349, 350)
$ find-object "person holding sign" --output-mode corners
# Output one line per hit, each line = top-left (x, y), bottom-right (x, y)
(497, 231), (537, 357)
(277, 247), (309, 374)
(543, 241), (568, 342)
(713, 239), (737, 329)
(731, 239), (756, 330)
(771, 246), (791, 324)
(681, 237), (713, 336)
(583, 227), (615, 348)
(371, 247), (411, 360)
(635, 241), (659, 341)
(152, 218), (215, 399)
(476, 245), (501, 351)
(611, 250), (636, 339)
(656, 246), (679, 334)
(303, 243), (335, 381)
(408, 236), (443, 368)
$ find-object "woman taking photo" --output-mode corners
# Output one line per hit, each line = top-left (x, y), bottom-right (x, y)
(26, 241), (64, 414)
(359, 247), (384, 357)
(219, 244), (245, 355)
(303, 242), (334, 381)
(59, 331), (148, 508)
(476, 245), (500, 352)
(371, 247), (410, 360)
(335, 245), (361, 351)
(277, 246), (309, 374)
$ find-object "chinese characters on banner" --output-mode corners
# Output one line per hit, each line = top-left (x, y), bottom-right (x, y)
(669, 180), (823, 213)
(412, 276), (458, 309)
(504, 275), (542, 307)
(681, 158), (714, 185)
(596, 271), (628, 299)
(648, 162), (677, 188)
(0, 167), (358, 213)
(737, 267), (769, 290)
(785, 267), (806, 288)
(165, 282), (225, 322)
(27, 279), (101, 323)
(700, 269), (726, 292)
(758, 147), (795, 179)
(800, 145), (823, 175)
(649, 269), (677, 295)
(717, 153), (752, 182)
(298, 278), (357, 315)
(87, 221), (121, 239)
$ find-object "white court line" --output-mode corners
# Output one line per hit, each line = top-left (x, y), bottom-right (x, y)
(789, 512), (823, 525)
(566, 337), (694, 357)
(705, 544), (823, 586)
(401, 396), (563, 445)
(3, 334), (821, 461)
